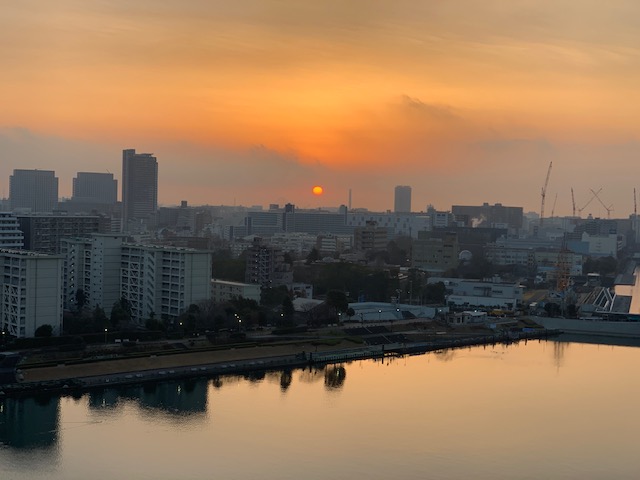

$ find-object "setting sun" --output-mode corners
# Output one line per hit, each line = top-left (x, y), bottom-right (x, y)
(312, 186), (324, 196)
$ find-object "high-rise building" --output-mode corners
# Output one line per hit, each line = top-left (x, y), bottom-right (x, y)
(394, 185), (412, 213)
(122, 149), (158, 231)
(9, 169), (58, 213)
(0, 249), (63, 337)
(72, 172), (118, 205)
(17, 214), (109, 254)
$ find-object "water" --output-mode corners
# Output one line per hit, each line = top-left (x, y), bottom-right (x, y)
(2, 337), (640, 479)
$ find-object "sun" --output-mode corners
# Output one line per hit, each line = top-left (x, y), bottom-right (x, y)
(312, 185), (324, 195)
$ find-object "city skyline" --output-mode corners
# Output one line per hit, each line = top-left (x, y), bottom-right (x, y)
(2, 2), (640, 216)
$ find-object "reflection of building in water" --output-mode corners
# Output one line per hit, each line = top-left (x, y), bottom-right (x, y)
(88, 388), (122, 411)
(280, 370), (293, 391)
(553, 341), (567, 370)
(138, 380), (207, 414)
(87, 381), (208, 415)
(0, 396), (60, 449)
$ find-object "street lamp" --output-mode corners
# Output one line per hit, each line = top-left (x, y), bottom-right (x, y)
(378, 309), (382, 321)
(104, 328), (108, 344)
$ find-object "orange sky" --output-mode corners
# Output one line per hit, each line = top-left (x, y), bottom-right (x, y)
(1, 1), (640, 215)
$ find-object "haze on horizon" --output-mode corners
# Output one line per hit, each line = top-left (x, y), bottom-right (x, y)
(1, 1), (639, 216)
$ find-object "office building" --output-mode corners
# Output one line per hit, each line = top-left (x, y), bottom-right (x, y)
(394, 186), (412, 213)
(0, 249), (63, 338)
(17, 214), (109, 254)
(9, 169), (58, 213)
(122, 149), (158, 231)
(72, 172), (118, 205)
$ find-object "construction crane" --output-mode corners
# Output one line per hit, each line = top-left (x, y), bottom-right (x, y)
(577, 188), (601, 217)
(571, 188), (576, 217)
(635, 188), (638, 243)
(590, 188), (613, 219)
(540, 161), (552, 227)
(550, 193), (558, 219)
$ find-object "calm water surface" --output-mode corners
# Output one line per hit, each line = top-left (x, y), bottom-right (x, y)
(2, 337), (640, 480)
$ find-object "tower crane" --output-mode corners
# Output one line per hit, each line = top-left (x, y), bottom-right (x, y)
(550, 193), (558, 219)
(540, 161), (552, 227)
(590, 188), (613, 219)
(571, 188), (576, 217)
(577, 188), (601, 217)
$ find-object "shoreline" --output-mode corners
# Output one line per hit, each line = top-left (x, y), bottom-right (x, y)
(0, 329), (560, 398)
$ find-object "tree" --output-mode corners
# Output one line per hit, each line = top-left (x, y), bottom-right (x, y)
(346, 307), (355, 321)
(325, 290), (348, 322)
(34, 324), (53, 337)
(75, 288), (87, 313)
(281, 296), (295, 327)
(305, 248), (320, 265)
(110, 297), (132, 328)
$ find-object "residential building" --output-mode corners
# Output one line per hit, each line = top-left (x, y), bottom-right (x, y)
(394, 186), (411, 213)
(354, 221), (388, 252)
(61, 234), (125, 312)
(412, 231), (459, 273)
(245, 237), (293, 287)
(9, 169), (58, 213)
(0, 249), (63, 338)
(120, 244), (211, 324)
(0, 213), (24, 250)
(211, 279), (261, 304)
(122, 149), (158, 232)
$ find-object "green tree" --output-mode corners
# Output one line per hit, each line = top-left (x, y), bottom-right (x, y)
(34, 324), (53, 337)
(325, 290), (348, 322)
(75, 288), (87, 313)
(110, 298), (132, 328)
(305, 248), (320, 265)
(281, 296), (295, 327)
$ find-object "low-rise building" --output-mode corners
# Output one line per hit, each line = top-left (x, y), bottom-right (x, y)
(429, 276), (523, 311)
(211, 279), (261, 304)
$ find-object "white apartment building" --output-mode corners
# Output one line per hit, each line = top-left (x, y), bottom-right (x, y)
(121, 244), (211, 323)
(0, 249), (63, 338)
(211, 279), (261, 304)
(0, 213), (24, 250)
(61, 234), (125, 312)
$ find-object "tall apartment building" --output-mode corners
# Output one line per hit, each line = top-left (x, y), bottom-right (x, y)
(9, 169), (58, 213)
(61, 234), (125, 312)
(72, 172), (118, 205)
(0, 249), (63, 338)
(120, 244), (211, 324)
(17, 214), (109, 254)
(394, 185), (412, 213)
(245, 237), (292, 287)
(0, 213), (24, 249)
(122, 149), (158, 232)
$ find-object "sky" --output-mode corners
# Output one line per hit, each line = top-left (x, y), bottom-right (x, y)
(1, 1), (640, 216)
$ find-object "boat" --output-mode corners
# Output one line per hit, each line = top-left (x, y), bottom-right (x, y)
(528, 312), (640, 338)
